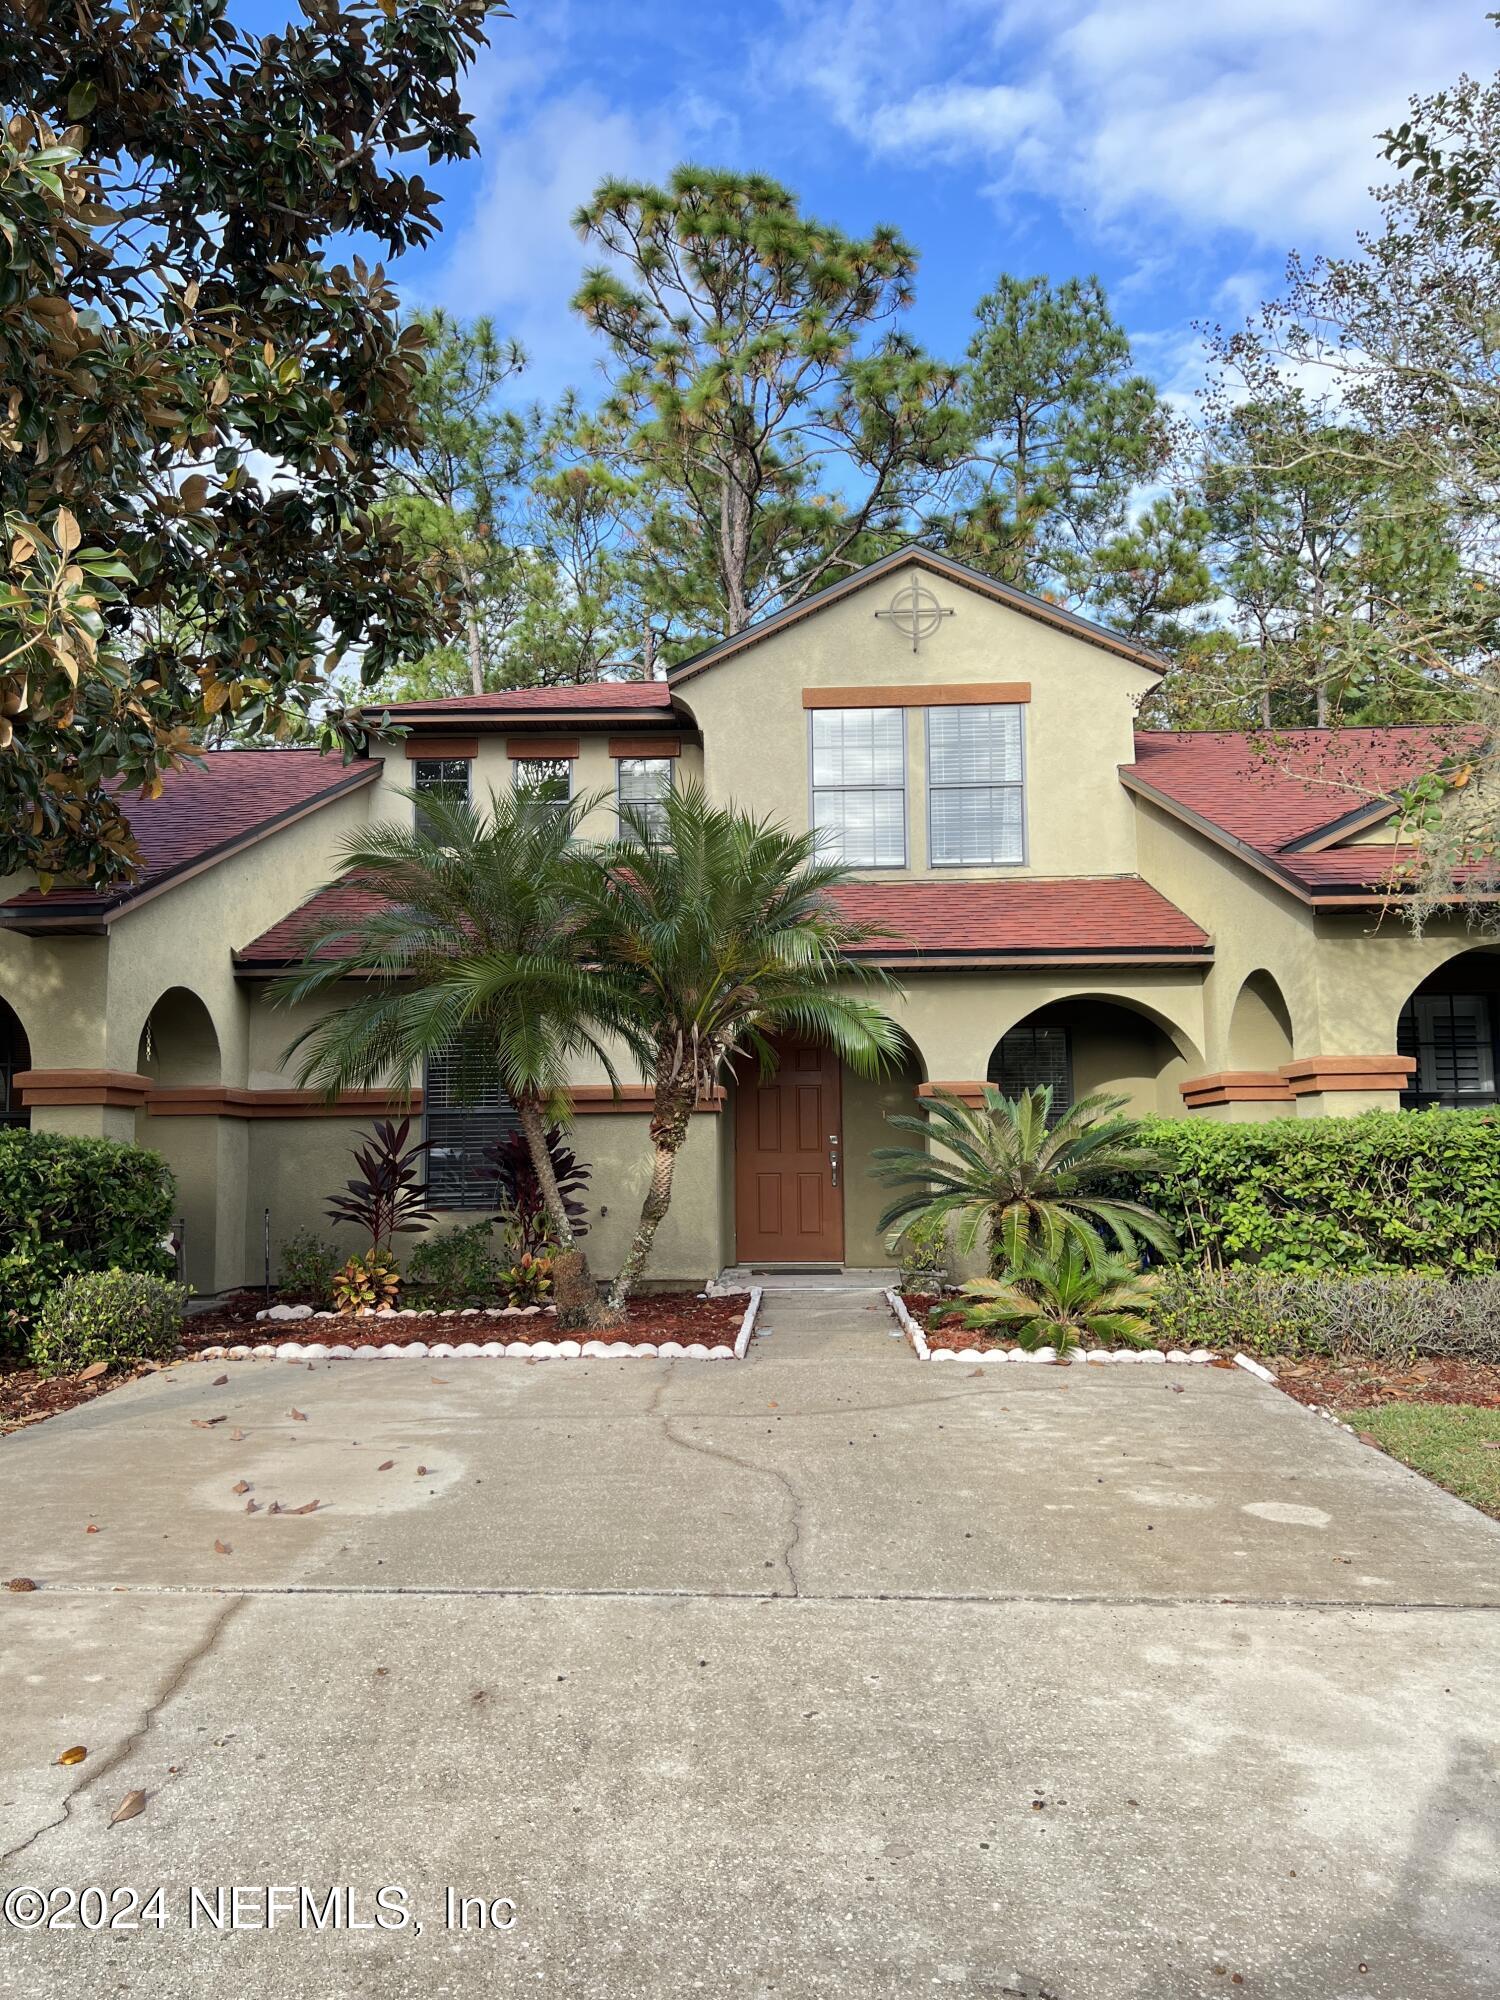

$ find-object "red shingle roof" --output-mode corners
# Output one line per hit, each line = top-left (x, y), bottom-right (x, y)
(832, 878), (1210, 960)
(367, 682), (676, 715)
(1, 752), (380, 925)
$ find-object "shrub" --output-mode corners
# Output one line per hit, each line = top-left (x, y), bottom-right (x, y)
(331, 1251), (401, 1314)
(0, 1130), (176, 1361)
(935, 1244), (1162, 1355)
(490, 1125), (590, 1257)
(1152, 1265), (1500, 1363)
(278, 1230), (339, 1308)
(497, 1250), (553, 1306)
(31, 1268), (188, 1377)
(887, 1211), (949, 1291)
(1131, 1110), (1500, 1275)
(327, 1119), (432, 1255)
(405, 1223), (501, 1308)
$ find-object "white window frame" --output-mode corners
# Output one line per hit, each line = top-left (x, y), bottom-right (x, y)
(616, 756), (674, 841)
(925, 704), (1027, 868)
(808, 707), (908, 870)
(512, 755), (574, 814)
(412, 756), (471, 840)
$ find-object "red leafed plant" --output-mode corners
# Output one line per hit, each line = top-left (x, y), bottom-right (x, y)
(326, 1119), (433, 1257)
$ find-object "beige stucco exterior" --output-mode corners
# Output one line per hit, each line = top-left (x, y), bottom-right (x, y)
(4, 550), (1496, 1293)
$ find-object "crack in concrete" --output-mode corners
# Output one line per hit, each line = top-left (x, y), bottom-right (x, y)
(0, 1595), (246, 1866)
(657, 1411), (805, 1596)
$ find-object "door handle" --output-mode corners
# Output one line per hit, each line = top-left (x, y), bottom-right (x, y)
(829, 1135), (840, 1188)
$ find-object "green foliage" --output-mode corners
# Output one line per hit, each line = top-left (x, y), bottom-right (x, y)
(873, 1084), (1178, 1270)
(572, 165), (965, 636)
(0, 1), (506, 886)
(937, 1242), (1163, 1355)
(406, 1223), (501, 1308)
(1132, 1110), (1500, 1274)
(331, 1250), (400, 1315)
(31, 1268), (187, 1377)
(1151, 1264), (1500, 1363)
(887, 1211), (949, 1290)
(497, 1250), (553, 1306)
(278, 1230), (339, 1310)
(0, 1129), (176, 1360)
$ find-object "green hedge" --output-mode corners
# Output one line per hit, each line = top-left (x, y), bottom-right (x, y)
(1133, 1110), (1500, 1275)
(1152, 1266), (1500, 1362)
(31, 1268), (189, 1377)
(0, 1130), (177, 1360)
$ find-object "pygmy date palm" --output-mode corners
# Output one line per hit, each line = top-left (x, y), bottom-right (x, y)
(873, 1083), (1177, 1269)
(580, 782), (905, 1312)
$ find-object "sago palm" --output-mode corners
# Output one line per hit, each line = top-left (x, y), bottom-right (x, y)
(271, 786), (646, 1268)
(873, 1083), (1176, 1268)
(580, 781), (905, 1311)
(936, 1242), (1163, 1356)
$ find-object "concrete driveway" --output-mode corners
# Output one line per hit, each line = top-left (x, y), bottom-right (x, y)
(1, 1289), (1497, 1999)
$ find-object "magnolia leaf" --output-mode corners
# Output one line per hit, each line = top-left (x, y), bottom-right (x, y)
(213, 1539), (232, 1555)
(109, 1789), (147, 1826)
(54, 507), (81, 555)
(289, 1408), (307, 1422)
(286, 1499), (320, 1515)
(179, 473), (210, 514)
(55, 1745), (87, 1766)
(77, 1360), (108, 1381)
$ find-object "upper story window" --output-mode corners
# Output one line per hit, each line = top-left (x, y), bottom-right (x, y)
(513, 756), (572, 815)
(927, 705), (1025, 866)
(412, 756), (471, 840)
(809, 707), (906, 869)
(617, 757), (673, 842)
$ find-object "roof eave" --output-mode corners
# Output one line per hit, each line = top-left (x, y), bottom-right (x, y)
(1121, 769), (1317, 905)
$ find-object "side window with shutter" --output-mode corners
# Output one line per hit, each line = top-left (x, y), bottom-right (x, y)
(987, 1022), (1073, 1114)
(1398, 993), (1497, 1105)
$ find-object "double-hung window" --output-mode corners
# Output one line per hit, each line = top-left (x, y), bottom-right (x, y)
(809, 708), (906, 868)
(617, 757), (673, 842)
(513, 756), (572, 818)
(926, 705), (1025, 866)
(424, 1034), (519, 1210)
(412, 756), (471, 841)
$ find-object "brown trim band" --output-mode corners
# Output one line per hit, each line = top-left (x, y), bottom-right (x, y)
(507, 737), (580, 761)
(1180, 1071), (1294, 1108)
(15, 1069), (153, 1109)
(916, 1081), (989, 1107)
(404, 738), (478, 761)
(147, 1087), (426, 1120)
(802, 683), (1030, 709)
(570, 1085), (723, 1115)
(1279, 1055), (1415, 1096)
(607, 737), (682, 759)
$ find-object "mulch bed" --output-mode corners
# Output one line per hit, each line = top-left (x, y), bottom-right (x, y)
(0, 1360), (164, 1436)
(1271, 1355), (1500, 1414)
(180, 1289), (744, 1351)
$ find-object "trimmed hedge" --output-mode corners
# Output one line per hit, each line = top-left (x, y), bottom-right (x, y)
(0, 1130), (177, 1360)
(31, 1268), (188, 1377)
(1133, 1110), (1500, 1275)
(1152, 1266), (1500, 1363)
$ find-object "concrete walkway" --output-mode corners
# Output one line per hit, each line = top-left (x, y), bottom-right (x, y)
(1, 1289), (1497, 1998)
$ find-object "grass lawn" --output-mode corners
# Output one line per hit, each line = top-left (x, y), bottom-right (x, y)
(1354, 1403), (1500, 1519)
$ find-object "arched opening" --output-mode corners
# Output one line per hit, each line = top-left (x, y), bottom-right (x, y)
(136, 986), (221, 1087)
(0, 995), (31, 1129)
(987, 998), (1194, 1119)
(1227, 969), (1295, 1071)
(1396, 948), (1500, 1109)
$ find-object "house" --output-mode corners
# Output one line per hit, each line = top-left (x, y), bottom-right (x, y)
(2, 547), (1496, 1295)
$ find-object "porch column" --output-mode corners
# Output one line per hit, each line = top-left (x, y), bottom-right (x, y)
(14, 1069), (150, 1144)
(1280, 1054), (1415, 1118)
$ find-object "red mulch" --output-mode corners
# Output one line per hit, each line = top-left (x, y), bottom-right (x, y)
(1273, 1356), (1500, 1413)
(0, 1361), (164, 1435)
(181, 1290), (743, 1351)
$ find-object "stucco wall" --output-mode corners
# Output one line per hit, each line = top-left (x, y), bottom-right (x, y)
(674, 571), (1154, 878)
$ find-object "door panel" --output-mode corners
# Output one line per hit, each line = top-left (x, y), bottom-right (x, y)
(734, 1041), (844, 1263)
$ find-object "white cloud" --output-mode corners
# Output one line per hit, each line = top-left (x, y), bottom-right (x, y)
(782, 0), (1496, 252)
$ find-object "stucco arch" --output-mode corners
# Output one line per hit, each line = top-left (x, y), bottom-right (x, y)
(1, 991), (33, 1128)
(1392, 944), (1500, 1109)
(986, 993), (1200, 1118)
(135, 986), (223, 1087)
(1226, 969), (1296, 1071)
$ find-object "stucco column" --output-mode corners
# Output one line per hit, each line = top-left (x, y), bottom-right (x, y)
(15, 1070), (150, 1145)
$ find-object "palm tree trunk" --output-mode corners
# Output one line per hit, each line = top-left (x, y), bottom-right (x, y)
(515, 1096), (574, 1249)
(515, 1094), (611, 1329)
(607, 1079), (696, 1312)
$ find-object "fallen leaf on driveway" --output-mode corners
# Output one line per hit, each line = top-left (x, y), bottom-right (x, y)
(289, 1408), (307, 1423)
(77, 1361), (108, 1382)
(230, 1429), (246, 1442)
(232, 1480), (251, 1495)
(5, 1578), (37, 1592)
(212, 1374), (229, 1387)
(214, 1539), (232, 1556)
(55, 1746), (87, 1766)
(190, 1416), (227, 1429)
(286, 1500), (320, 1515)
(245, 1499), (260, 1514)
(267, 1501), (281, 1515)
(430, 1377), (448, 1385)
(85, 1523), (100, 1534)
(109, 1790), (147, 1826)
(416, 1466), (430, 1478)
(377, 1460), (394, 1472)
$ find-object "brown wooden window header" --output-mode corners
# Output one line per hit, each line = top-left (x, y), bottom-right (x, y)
(802, 684), (1030, 709)
(506, 736), (580, 761)
(404, 737), (478, 760)
(608, 737), (681, 759)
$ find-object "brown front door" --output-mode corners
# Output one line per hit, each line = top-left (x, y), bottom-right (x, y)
(734, 1039), (844, 1264)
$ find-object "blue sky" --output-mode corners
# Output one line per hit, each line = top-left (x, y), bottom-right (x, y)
(269, 2), (1499, 407)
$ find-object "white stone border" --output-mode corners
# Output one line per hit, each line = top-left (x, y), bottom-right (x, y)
(186, 1292), (761, 1365)
(883, 1290), (1224, 1370)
